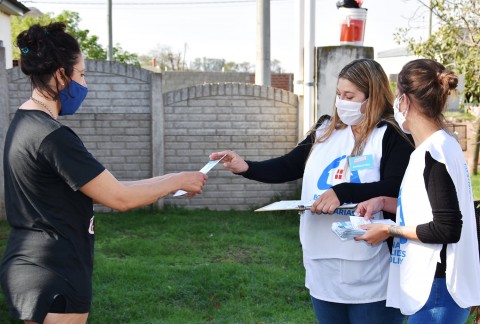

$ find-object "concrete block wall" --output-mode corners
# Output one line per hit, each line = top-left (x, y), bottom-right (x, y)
(162, 83), (299, 210)
(7, 60), (154, 183)
(0, 57), (299, 217)
(0, 46), (8, 219)
(164, 71), (294, 93)
(162, 71), (251, 93)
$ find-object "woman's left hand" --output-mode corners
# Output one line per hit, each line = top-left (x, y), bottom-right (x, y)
(310, 189), (340, 214)
(354, 224), (390, 245)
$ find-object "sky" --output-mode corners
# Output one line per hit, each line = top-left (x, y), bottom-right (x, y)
(19, 0), (433, 72)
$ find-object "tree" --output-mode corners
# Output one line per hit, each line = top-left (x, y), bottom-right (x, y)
(271, 59), (283, 73)
(144, 45), (184, 71)
(11, 10), (139, 66)
(395, 0), (479, 104)
(396, 0), (480, 173)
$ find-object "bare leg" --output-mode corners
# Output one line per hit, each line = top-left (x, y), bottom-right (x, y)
(44, 312), (89, 324)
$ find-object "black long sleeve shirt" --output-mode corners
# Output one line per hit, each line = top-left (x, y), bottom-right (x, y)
(241, 117), (414, 222)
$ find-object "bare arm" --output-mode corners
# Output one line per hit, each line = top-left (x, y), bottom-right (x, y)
(354, 223), (419, 245)
(354, 196), (418, 244)
(81, 169), (207, 211)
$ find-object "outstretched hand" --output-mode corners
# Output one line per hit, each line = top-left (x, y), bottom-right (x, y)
(178, 171), (208, 195)
(209, 150), (249, 174)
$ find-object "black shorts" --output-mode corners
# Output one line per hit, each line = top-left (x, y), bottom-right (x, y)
(0, 260), (91, 323)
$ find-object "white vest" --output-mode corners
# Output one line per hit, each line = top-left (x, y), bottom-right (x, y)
(300, 122), (387, 260)
(387, 130), (480, 314)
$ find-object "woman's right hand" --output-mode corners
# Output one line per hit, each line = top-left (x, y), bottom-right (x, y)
(209, 150), (249, 174)
(355, 197), (386, 220)
(355, 196), (398, 220)
(178, 171), (208, 195)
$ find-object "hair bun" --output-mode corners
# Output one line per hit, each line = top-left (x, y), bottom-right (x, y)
(44, 22), (67, 35)
(439, 70), (458, 91)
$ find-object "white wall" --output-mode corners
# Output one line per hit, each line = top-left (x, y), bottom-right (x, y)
(0, 11), (13, 69)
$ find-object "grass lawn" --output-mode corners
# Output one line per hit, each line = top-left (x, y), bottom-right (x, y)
(472, 173), (480, 201)
(1, 172), (480, 323)
(0, 207), (315, 324)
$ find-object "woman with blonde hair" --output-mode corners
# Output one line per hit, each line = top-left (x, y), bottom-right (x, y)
(211, 58), (414, 323)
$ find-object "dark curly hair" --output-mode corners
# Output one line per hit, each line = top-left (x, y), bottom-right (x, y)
(16, 22), (81, 100)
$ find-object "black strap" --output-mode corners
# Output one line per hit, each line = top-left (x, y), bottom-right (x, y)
(474, 200), (480, 262)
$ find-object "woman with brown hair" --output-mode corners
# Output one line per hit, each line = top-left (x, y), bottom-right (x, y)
(211, 58), (414, 323)
(355, 59), (480, 323)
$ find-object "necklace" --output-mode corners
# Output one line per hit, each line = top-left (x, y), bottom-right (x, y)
(30, 96), (56, 119)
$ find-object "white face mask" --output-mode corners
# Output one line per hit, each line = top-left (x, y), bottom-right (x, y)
(393, 95), (411, 134)
(335, 96), (366, 126)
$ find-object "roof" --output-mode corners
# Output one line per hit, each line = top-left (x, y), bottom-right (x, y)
(377, 47), (412, 58)
(0, 0), (30, 16)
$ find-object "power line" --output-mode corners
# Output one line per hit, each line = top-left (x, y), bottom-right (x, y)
(22, 0), (289, 6)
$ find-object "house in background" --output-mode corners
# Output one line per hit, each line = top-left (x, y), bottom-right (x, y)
(376, 47), (464, 112)
(375, 47), (418, 83)
(0, 0), (29, 69)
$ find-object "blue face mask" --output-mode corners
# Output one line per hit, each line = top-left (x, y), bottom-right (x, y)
(59, 80), (88, 116)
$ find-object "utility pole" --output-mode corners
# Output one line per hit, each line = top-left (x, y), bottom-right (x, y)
(428, 0), (432, 37)
(303, 0), (315, 136)
(107, 0), (113, 61)
(255, 0), (271, 86)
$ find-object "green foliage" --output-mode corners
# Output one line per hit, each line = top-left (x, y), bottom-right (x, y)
(395, 0), (480, 103)
(11, 10), (139, 66)
(390, 81), (397, 94)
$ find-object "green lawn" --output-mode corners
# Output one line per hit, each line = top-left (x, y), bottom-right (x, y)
(1, 174), (480, 324)
(472, 173), (480, 201)
(0, 207), (314, 324)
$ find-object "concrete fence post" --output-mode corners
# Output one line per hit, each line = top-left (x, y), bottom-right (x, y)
(0, 45), (9, 220)
(151, 72), (165, 209)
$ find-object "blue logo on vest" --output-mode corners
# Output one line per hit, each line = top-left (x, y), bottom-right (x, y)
(317, 155), (361, 190)
(397, 188), (407, 244)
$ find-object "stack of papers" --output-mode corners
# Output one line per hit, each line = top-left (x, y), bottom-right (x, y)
(331, 216), (395, 241)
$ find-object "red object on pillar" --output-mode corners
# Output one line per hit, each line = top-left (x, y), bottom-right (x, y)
(338, 7), (367, 46)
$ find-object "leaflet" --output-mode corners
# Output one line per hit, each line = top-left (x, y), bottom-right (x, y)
(331, 216), (395, 241)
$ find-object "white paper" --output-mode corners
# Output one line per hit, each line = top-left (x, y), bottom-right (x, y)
(173, 154), (227, 197)
(332, 216), (396, 241)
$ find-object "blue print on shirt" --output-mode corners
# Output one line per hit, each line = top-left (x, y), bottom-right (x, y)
(391, 187), (408, 265)
(397, 188), (407, 244)
(317, 155), (361, 190)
